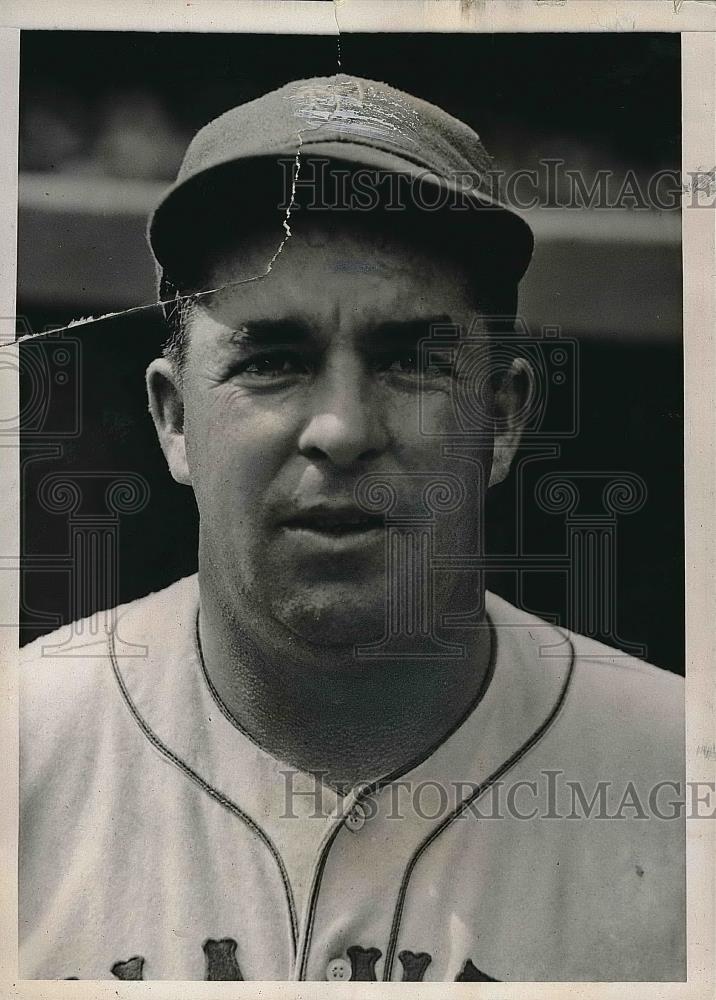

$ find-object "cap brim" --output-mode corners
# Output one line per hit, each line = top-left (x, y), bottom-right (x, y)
(149, 142), (534, 290)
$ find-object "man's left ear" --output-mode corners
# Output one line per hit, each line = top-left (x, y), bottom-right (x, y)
(489, 356), (535, 488)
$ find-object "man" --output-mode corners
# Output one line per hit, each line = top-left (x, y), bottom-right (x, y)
(20, 75), (684, 982)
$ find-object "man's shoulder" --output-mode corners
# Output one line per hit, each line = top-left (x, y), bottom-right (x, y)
(21, 573), (198, 662)
(20, 574), (199, 730)
(487, 590), (682, 693)
(485, 591), (684, 762)
(565, 625), (683, 705)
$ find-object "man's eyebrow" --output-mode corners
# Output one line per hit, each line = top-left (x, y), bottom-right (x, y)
(222, 316), (454, 349)
(227, 319), (311, 347)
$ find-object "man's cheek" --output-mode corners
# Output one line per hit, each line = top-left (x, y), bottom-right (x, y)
(391, 409), (467, 468)
(413, 388), (462, 437)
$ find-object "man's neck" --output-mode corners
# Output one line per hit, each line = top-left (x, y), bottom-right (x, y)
(196, 575), (494, 792)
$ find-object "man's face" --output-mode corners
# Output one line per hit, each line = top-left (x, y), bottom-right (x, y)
(149, 216), (520, 648)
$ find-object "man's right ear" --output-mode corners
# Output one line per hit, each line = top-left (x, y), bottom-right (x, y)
(146, 358), (191, 486)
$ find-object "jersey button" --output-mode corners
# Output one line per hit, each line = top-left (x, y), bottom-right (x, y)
(345, 802), (367, 832)
(326, 957), (351, 980)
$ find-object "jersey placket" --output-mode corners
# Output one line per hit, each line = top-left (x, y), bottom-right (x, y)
(292, 618), (575, 982)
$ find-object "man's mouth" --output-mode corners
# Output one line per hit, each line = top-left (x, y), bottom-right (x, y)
(280, 507), (385, 537)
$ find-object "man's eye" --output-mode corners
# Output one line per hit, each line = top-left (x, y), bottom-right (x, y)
(235, 352), (309, 379)
(379, 351), (420, 374)
(375, 351), (453, 378)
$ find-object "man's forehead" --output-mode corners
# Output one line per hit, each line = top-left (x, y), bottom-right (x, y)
(194, 271), (477, 340)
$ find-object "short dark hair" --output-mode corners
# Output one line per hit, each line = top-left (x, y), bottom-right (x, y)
(159, 273), (197, 376)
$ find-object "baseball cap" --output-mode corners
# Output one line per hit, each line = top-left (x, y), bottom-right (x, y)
(148, 74), (534, 293)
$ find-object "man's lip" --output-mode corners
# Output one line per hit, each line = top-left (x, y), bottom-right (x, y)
(279, 507), (385, 534)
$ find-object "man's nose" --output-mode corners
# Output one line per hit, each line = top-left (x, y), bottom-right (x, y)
(298, 364), (389, 468)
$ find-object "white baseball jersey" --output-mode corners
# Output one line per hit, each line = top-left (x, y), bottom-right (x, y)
(20, 574), (685, 981)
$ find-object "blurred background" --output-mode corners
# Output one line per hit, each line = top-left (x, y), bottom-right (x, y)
(18, 31), (684, 672)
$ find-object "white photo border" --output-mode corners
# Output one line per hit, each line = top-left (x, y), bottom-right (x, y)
(0, 3), (713, 998)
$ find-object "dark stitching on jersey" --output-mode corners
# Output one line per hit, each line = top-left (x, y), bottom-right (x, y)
(194, 611), (496, 800)
(295, 818), (347, 979)
(295, 615), (497, 979)
(193, 604), (365, 971)
(195, 612), (281, 757)
(381, 631), (577, 981)
(195, 611), (352, 798)
(108, 628), (299, 956)
(372, 614), (498, 790)
(194, 604), (495, 981)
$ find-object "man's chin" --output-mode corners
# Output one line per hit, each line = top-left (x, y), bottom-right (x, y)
(270, 589), (388, 649)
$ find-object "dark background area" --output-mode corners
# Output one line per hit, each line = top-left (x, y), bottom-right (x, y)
(18, 31), (684, 673)
(19, 32), (680, 183)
